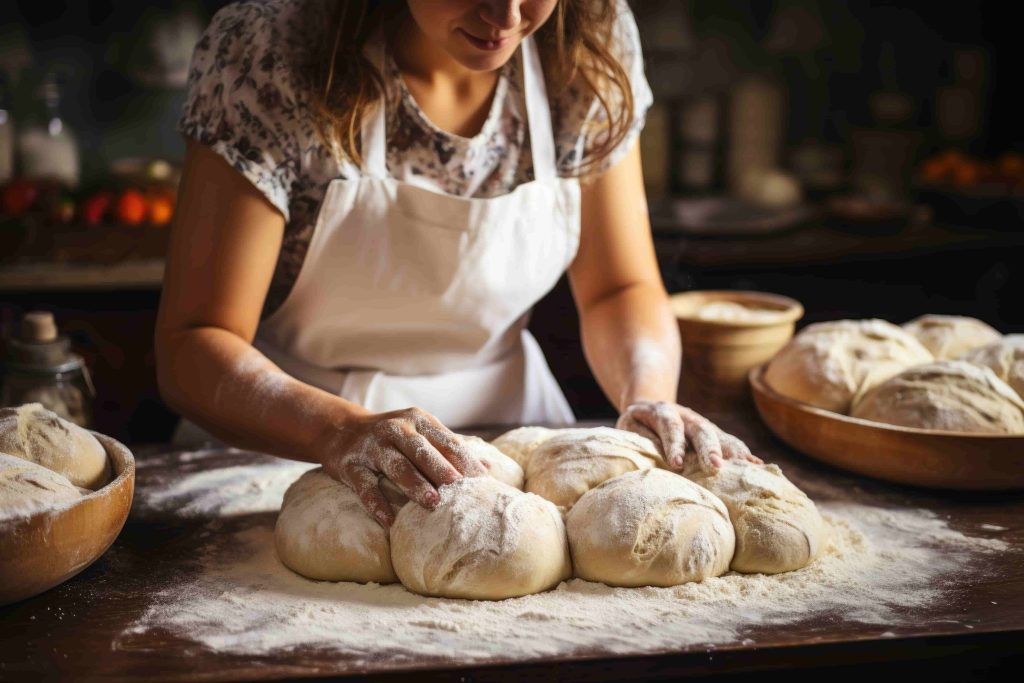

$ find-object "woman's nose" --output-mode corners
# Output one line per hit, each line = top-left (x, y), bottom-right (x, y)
(478, 1), (521, 31)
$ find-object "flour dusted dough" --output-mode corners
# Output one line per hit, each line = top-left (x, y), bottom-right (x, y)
(275, 468), (398, 583)
(902, 314), (1002, 360)
(490, 426), (557, 469)
(851, 360), (1024, 434)
(524, 427), (663, 509)
(462, 435), (524, 489)
(390, 476), (571, 600)
(566, 469), (734, 587)
(960, 335), (1024, 399)
(0, 403), (110, 490)
(695, 301), (786, 324)
(682, 460), (827, 574)
(764, 319), (934, 413)
(0, 452), (81, 522)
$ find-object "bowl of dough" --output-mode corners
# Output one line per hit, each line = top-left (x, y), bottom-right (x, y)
(670, 290), (804, 398)
(0, 403), (135, 606)
(751, 315), (1024, 489)
(274, 426), (828, 600)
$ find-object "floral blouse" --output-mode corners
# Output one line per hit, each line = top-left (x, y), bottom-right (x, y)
(180, 0), (653, 317)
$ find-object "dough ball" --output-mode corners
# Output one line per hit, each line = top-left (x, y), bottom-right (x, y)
(902, 314), (1002, 360)
(566, 469), (734, 587)
(684, 461), (827, 574)
(490, 426), (557, 469)
(390, 476), (571, 600)
(275, 469), (398, 583)
(0, 452), (81, 522)
(764, 319), (933, 413)
(850, 360), (1024, 434)
(461, 435), (524, 489)
(525, 427), (663, 509)
(0, 403), (110, 490)
(959, 335), (1024, 399)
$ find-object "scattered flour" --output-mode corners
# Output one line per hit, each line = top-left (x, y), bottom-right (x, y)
(119, 454), (1011, 665)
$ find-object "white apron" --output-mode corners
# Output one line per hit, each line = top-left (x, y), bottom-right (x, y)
(175, 34), (579, 444)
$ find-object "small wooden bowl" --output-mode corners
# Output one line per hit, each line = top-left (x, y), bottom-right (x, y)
(0, 433), (135, 606)
(671, 290), (803, 398)
(750, 364), (1024, 490)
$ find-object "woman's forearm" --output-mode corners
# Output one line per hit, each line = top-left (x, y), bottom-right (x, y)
(156, 325), (368, 462)
(577, 281), (681, 412)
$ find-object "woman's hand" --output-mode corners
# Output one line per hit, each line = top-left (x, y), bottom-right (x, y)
(616, 400), (762, 472)
(316, 407), (486, 528)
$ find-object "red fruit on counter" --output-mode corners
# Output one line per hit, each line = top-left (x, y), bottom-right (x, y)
(1, 179), (40, 217)
(81, 192), (112, 226)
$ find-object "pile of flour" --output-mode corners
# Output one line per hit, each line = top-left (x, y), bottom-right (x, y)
(121, 451), (1009, 664)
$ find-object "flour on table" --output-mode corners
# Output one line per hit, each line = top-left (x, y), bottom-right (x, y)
(120, 456), (1010, 665)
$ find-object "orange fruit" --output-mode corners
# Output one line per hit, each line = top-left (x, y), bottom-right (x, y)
(147, 194), (174, 226)
(116, 189), (147, 225)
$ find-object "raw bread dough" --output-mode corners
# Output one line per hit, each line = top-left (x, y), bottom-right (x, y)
(490, 426), (557, 469)
(275, 468), (398, 583)
(764, 319), (933, 413)
(389, 476), (571, 600)
(566, 469), (735, 587)
(695, 301), (786, 324)
(462, 435), (524, 489)
(524, 427), (663, 509)
(851, 360), (1024, 434)
(959, 335), (1024, 399)
(902, 314), (1002, 360)
(0, 452), (81, 522)
(0, 403), (110, 489)
(681, 460), (827, 574)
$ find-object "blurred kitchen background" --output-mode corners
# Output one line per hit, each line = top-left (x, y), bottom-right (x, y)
(0, 1), (1021, 441)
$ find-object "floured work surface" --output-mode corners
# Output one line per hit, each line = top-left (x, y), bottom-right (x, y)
(1, 408), (1023, 681)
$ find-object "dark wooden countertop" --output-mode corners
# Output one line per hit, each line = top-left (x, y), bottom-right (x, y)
(2, 394), (1023, 681)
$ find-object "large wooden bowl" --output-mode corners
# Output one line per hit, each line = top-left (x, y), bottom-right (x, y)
(0, 433), (135, 606)
(750, 364), (1024, 490)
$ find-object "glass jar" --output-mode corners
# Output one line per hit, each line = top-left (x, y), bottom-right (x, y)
(0, 311), (94, 427)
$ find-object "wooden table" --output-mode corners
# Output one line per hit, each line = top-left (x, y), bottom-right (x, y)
(2, 397), (1023, 682)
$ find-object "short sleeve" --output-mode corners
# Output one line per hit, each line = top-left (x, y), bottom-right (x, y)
(178, 2), (307, 221)
(554, 0), (654, 177)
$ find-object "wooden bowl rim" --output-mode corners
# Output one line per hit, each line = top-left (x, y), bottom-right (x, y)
(670, 290), (805, 329)
(3, 432), (136, 525)
(749, 364), (1024, 440)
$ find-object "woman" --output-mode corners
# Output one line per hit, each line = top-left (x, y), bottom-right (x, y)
(156, 0), (759, 527)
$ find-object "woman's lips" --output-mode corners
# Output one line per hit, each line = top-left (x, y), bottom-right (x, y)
(459, 29), (511, 52)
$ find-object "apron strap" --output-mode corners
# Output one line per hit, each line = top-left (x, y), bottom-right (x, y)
(361, 33), (557, 182)
(519, 35), (558, 182)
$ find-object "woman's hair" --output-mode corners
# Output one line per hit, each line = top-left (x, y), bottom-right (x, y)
(306, 0), (634, 177)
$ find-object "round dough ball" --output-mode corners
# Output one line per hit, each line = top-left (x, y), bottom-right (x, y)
(390, 476), (571, 600)
(490, 426), (557, 470)
(851, 360), (1024, 434)
(765, 319), (933, 413)
(0, 452), (81, 522)
(275, 469), (398, 583)
(683, 461), (827, 574)
(461, 435), (524, 489)
(0, 403), (110, 490)
(902, 314), (1002, 360)
(566, 469), (735, 587)
(960, 335), (1024, 399)
(525, 427), (663, 509)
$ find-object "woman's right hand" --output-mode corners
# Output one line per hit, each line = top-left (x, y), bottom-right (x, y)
(315, 407), (486, 528)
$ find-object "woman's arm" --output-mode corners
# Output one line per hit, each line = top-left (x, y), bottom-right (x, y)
(155, 142), (480, 525)
(568, 141), (759, 471)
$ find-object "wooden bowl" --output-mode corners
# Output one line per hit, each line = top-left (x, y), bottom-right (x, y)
(749, 364), (1024, 490)
(0, 433), (135, 606)
(671, 290), (803, 398)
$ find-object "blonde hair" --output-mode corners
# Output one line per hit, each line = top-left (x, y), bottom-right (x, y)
(307, 0), (635, 177)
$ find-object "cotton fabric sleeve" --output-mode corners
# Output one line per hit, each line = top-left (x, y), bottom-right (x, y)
(554, 0), (654, 177)
(178, 3), (308, 221)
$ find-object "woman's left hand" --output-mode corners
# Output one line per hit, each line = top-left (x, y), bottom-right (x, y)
(616, 400), (762, 472)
